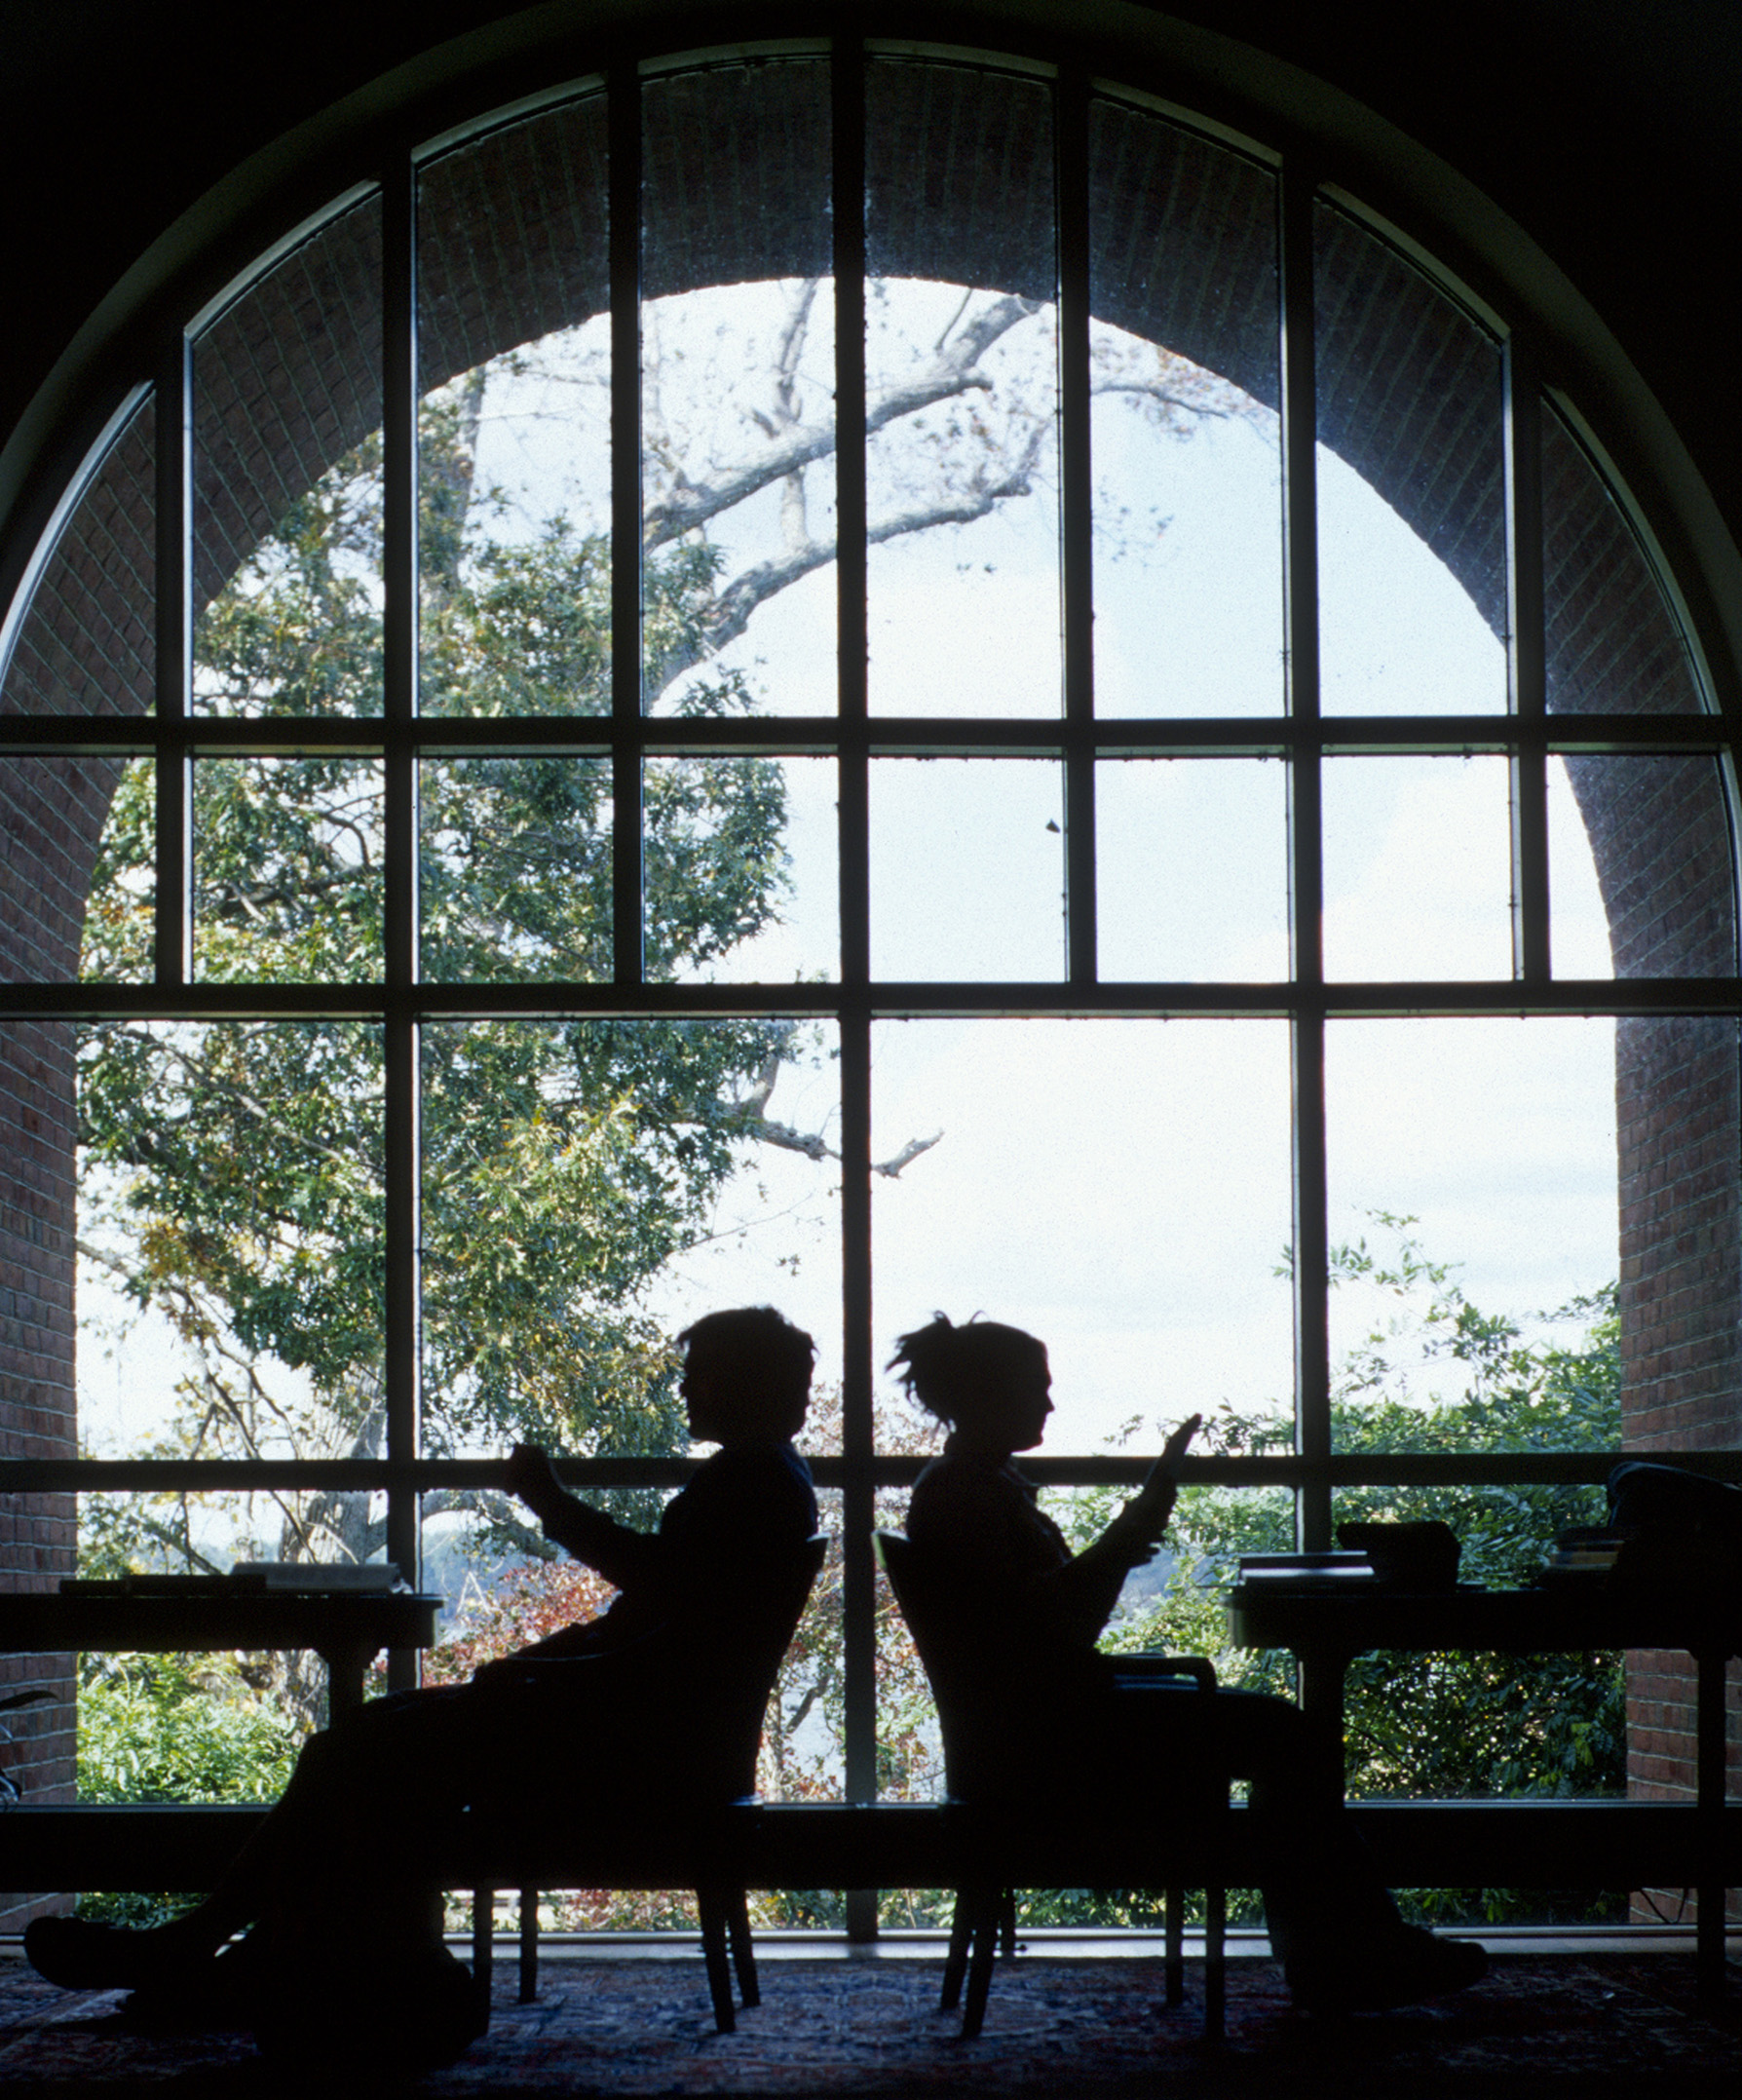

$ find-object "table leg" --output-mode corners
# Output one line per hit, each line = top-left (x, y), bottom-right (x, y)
(320, 1643), (372, 1720)
(1695, 1647), (1726, 2003)
(1293, 1647), (1348, 1806)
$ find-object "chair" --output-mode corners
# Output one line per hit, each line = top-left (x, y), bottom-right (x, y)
(874, 1530), (1232, 2039)
(470, 1531), (828, 2031)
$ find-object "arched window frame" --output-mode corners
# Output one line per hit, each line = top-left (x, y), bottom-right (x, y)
(3, 19), (1739, 1855)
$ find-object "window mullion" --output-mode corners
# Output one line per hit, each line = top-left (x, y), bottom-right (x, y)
(1057, 66), (1096, 987)
(832, 39), (878, 1865)
(153, 331), (191, 988)
(1280, 160), (1331, 1554)
(381, 149), (422, 1660)
(1505, 333), (1550, 983)
(610, 63), (645, 988)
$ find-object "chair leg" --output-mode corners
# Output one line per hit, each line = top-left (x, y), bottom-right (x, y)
(998, 1890), (1017, 1957)
(698, 1887), (738, 2034)
(472, 1889), (495, 1995)
(940, 1892), (972, 2012)
(961, 1888), (1001, 2040)
(1202, 1885), (1226, 2042)
(1164, 1885), (1184, 2007)
(728, 1889), (759, 2008)
(517, 1887), (539, 2004)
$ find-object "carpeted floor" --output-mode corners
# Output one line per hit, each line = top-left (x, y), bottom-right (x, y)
(0, 1946), (1737, 2096)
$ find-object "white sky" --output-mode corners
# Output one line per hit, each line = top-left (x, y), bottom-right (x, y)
(77, 279), (1620, 1472)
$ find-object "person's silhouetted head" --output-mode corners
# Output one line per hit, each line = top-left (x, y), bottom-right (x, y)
(679, 1306), (815, 1443)
(888, 1314), (1053, 1452)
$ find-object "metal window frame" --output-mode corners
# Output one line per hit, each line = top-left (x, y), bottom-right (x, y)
(4, 39), (1742, 1841)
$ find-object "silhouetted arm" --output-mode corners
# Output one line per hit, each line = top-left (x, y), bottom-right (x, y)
(502, 1442), (661, 1590)
(1041, 1416), (1198, 1639)
(1026, 1501), (1172, 1644)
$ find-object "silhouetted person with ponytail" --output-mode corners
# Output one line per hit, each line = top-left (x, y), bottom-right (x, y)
(891, 1312), (1487, 2015)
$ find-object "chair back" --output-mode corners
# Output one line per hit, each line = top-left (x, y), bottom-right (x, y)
(675, 1530), (829, 1801)
(875, 1530), (1065, 1802)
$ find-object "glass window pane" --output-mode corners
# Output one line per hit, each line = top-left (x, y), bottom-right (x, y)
(1088, 102), (1282, 718)
(421, 1020), (841, 1459)
(866, 61), (1060, 719)
(1546, 756), (1613, 979)
(1554, 754), (1736, 978)
(192, 758), (384, 983)
(1315, 206), (1505, 716)
(1322, 755), (1513, 980)
(642, 62), (835, 719)
(870, 758), (1064, 981)
(645, 755), (837, 984)
(871, 1018), (1294, 1451)
(420, 756), (611, 984)
(193, 197), (384, 717)
(419, 92), (612, 719)
(1, 393), (156, 718)
(76, 1016), (386, 1456)
(2, 756), (150, 985)
(1543, 402), (1701, 715)
(1096, 758), (1287, 980)
(1325, 1017), (1618, 1451)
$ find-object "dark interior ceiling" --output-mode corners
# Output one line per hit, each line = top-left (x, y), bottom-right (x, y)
(3, 0), (1738, 547)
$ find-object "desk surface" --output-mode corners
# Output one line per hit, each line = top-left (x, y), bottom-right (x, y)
(1227, 1579), (1739, 1659)
(0, 1589), (442, 1654)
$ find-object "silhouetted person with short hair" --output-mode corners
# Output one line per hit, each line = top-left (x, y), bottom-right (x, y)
(891, 1312), (1487, 2015)
(27, 1305), (818, 2065)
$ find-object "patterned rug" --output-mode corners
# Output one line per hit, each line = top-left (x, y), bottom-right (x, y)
(0, 1949), (1737, 2096)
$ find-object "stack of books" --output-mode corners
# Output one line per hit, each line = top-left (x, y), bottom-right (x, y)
(1538, 1530), (1625, 1582)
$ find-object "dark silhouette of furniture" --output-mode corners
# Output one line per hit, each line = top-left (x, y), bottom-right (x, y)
(0, 1586), (440, 1722)
(466, 1532), (828, 2033)
(1227, 1575), (1742, 2001)
(874, 1530), (1236, 2039)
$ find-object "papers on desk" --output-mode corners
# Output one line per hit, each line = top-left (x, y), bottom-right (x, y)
(60, 1563), (405, 1596)
(1235, 1552), (1378, 1590)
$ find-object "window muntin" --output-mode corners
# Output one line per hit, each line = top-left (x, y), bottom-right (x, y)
(0, 43), (1732, 1832)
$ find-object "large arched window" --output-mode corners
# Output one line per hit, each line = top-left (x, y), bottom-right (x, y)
(2, 27), (1736, 1927)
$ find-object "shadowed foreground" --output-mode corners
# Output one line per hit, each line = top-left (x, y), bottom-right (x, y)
(0, 1946), (1737, 2096)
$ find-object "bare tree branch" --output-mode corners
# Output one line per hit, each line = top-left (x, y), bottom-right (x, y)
(651, 441), (1045, 697)
(732, 1050), (943, 1180)
(642, 293), (1041, 552)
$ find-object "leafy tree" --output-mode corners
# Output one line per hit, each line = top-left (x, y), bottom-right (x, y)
(1044, 1217), (1626, 1928)
(72, 288), (1245, 1744)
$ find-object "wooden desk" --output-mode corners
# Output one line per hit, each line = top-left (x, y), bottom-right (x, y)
(1228, 1578), (1737, 1997)
(0, 1588), (442, 1719)
(0, 1587), (441, 1903)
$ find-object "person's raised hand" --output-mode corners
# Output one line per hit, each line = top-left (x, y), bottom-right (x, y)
(1123, 1412), (1202, 1542)
(503, 1441), (565, 1515)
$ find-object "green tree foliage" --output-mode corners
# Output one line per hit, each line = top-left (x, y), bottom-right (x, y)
(1040, 1218), (1626, 1928)
(78, 390), (805, 1567)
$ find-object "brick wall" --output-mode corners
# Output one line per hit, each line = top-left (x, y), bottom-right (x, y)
(0, 400), (154, 1925)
